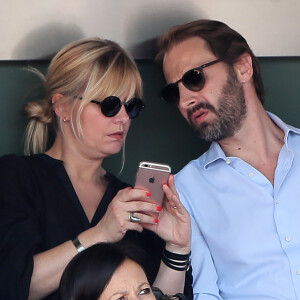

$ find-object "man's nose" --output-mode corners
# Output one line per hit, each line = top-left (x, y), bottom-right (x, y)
(178, 83), (199, 110)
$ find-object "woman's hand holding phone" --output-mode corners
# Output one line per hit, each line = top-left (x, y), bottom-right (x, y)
(93, 187), (161, 243)
(94, 160), (191, 253)
(142, 174), (191, 254)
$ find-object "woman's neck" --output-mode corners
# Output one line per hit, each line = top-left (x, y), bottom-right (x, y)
(46, 133), (105, 183)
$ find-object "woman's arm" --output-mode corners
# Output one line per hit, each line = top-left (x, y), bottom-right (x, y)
(29, 240), (77, 300)
(29, 188), (160, 299)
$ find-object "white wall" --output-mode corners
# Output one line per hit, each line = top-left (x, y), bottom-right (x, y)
(1, 0), (299, 59)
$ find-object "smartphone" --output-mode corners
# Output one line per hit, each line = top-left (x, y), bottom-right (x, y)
(134, 161), (171, 214)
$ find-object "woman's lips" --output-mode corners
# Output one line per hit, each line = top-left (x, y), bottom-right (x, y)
(108, 131), (124, 140)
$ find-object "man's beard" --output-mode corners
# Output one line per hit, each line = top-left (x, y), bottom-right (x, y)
(187, 66), (247, 142)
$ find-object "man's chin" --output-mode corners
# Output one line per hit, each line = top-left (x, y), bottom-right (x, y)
(192, 121), (210, 133)
(193, 123), (223, 142)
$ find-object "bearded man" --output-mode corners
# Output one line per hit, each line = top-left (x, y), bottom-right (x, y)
(156, 19), (300, 299)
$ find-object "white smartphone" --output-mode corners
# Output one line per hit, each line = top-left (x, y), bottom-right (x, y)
(134, 161), (171, 213)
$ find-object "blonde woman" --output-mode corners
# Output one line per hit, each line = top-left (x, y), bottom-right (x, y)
(0, 38), (192, 300)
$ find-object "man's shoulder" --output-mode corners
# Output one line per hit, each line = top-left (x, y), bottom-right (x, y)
(176, 151), (208, 179)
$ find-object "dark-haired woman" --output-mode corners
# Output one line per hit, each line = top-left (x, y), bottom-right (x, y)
(60, 242), (185, 300)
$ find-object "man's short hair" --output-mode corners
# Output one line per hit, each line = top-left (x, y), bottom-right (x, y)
(156, 19), (265, 103)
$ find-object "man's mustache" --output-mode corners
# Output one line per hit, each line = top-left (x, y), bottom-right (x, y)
(187, 102), (217, 123)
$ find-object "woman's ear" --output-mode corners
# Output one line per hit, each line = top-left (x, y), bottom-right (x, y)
(52, 93), (70, 121)
(233, 52), (253, 83)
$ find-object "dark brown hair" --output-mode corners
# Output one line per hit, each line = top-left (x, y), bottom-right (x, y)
(60, 242), (149, 300)
(156, 19), (264, 103)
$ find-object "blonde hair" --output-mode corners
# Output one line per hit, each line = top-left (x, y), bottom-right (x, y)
(23, 38), (143, 155)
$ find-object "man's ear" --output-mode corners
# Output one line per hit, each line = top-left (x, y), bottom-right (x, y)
(233, 52), (253, 83)
(52, 93), (69, 120)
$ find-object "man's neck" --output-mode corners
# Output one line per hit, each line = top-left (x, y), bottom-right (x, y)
(218, 108), (284, 185)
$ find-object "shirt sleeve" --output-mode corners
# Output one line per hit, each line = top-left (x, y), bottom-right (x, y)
(176, 172), (223, 300)
(0, 156), (42, 300)
(190, 216), (223, 300)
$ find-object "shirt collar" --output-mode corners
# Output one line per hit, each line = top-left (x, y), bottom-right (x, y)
(267, 112), (300, 142)
(203, 112), (300, 169)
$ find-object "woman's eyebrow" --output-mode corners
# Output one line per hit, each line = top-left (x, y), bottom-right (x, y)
(107, 282), (150, 299)
(107, 291), (127, 300)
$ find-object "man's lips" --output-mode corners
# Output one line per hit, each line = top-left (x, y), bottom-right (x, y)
(191, 109), (209, 124)
(108, 131), (124, 140)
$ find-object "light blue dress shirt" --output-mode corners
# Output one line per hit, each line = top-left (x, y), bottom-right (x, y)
(175, 113), (300, 299)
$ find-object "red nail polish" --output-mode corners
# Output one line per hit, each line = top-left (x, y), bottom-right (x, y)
(155, 218), (159, 224)
(146, 191), (151, 197)
(157, 206), (162, 212)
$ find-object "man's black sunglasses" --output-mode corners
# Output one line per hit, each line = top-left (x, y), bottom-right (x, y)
(161, 58), (222, 104)
(77, 96), (145, 119)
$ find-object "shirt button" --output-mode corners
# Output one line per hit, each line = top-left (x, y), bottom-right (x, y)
(226, 159), (231, 164)
(249, 172), (254, 177)
(285, 237), (291, 242)
(297, 270), (300, 275)
(275, 200), (279, 204)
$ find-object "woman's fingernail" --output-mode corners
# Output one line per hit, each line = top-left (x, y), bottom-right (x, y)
(146, 191), (151, 197)
(157, 206), (162, 212)
(155, 218), (159, 224)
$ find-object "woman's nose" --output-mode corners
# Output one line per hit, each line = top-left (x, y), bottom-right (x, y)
(113, 105), (130, 123)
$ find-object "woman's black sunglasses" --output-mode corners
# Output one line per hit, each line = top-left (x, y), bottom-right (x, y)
(77, 96), (145, 119)
(161, 58), (222, 104)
